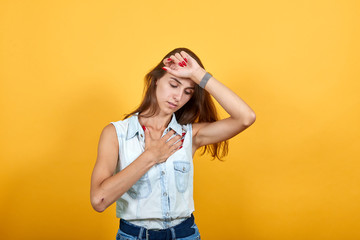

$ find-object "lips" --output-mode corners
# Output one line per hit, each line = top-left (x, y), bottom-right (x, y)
(167, 101), (178, 108)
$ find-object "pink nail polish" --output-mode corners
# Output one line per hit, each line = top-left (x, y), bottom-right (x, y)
(179, 62), (183, 67)
(184, 58), (188, 63)
(182, 61), (186, 66)
(167, 58), (172, 61)
(142, 125), (146, 131)
(162, 67), (167, 71)
(179, 146), (183, 149)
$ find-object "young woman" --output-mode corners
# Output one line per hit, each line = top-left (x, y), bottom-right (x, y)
(90, 48), (256, 240)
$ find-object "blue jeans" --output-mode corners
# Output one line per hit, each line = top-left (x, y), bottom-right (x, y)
(115, 223), (201, 240)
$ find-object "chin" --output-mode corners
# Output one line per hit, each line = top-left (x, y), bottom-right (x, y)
(160, 103), (179, 115)
(159, 107), (175, 115)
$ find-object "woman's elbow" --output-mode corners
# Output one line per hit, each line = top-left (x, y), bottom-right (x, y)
(92, 204), (106, 213)
(247, 113), (256, 125)
(91, 195), (107, 213)
(242, 112), (256, 127)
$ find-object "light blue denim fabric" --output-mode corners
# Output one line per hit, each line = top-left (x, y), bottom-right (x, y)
(115, 223), (201, 240)
(110, 113), (195, 229)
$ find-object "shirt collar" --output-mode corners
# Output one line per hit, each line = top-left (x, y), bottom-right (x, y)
(126, 113), (182, 140)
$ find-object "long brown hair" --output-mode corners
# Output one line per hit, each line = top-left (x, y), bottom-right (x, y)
(125, 47), (228, 160)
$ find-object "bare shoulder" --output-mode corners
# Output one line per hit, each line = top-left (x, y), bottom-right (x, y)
(98, 123), (118, 148)
(94, 123), (119, 171)
(102, 123), (116, 136)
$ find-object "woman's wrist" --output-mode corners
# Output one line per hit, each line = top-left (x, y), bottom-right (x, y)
(191, 68), (207, 85)
(141, 150), (158, 167)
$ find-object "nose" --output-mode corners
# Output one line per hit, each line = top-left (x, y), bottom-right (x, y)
(173, 88), (183, 102)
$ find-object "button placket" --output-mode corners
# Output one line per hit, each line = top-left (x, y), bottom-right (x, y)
(159, 165), (171, 221)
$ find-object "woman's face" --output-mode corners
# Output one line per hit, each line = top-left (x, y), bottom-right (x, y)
(155, 72), (195, 115)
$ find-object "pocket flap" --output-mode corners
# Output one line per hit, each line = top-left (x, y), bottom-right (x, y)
(173, 161), (190, 173)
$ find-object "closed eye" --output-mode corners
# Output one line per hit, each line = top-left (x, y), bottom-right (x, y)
(169, 80), (194, 95)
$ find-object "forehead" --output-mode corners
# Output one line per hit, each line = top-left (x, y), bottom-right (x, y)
(163, 73), (195, 88)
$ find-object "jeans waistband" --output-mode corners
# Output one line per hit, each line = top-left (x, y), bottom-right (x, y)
(119, 214), (195, 240)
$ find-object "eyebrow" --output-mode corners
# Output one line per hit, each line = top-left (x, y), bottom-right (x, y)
(170, 77), (195, 89)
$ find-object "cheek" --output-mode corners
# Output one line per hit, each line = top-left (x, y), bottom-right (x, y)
(156, 84), (168, 100)
(181, 95), (193, 106)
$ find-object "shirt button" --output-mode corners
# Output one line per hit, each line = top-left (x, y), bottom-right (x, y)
(163, 192), (167, 197)
(183, 167), (186, 171)
(161, 171), (165, 175)
(166, 213), (169, 217)
(140, 134), (143, 138)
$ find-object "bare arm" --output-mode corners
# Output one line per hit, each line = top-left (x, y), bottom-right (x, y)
(163, 51), (256, 150)
(90, 124), (153, 212)
(90, 124), (181, 212)
(191, 68), (256, 149)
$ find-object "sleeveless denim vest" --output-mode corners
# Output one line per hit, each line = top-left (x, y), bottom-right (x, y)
(110, 113), (194, 229)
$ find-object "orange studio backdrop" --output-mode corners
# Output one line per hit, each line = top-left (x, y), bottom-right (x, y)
(1, 0), (359, 239)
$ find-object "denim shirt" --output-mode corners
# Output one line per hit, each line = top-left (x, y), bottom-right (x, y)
(110, 113), (194, 229)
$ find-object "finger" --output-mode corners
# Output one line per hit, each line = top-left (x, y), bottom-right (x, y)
(163, 57), (172, 66)
(162, 66), (176, 75)
(167, 55), (178, 65)
(162, 59), (177, 70)
(166, 134), (182, 146)
(180, 51), (190, 63)
(164, 56), (178, 70)
(174, 53), (186, 67)
(169, 54), (184, 68)
(165, 140), (183, 159)
(169, 140), (183, 153)
(162, 58), (170, 65)
(162, 129), (176, 142)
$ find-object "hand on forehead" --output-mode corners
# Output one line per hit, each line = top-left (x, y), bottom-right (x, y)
(163, 51), (189, 67)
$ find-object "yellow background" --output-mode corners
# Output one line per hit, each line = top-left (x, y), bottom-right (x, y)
(1, 0), (359, 239)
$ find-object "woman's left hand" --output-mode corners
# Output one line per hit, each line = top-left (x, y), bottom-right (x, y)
(162, 51), (204, 82)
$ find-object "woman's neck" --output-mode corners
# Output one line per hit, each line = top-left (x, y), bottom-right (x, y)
(139, 110), (173, 132)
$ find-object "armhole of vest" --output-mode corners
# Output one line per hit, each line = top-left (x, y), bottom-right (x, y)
(110, 121), (121, 174)
(110, 122), (120, 139)
(188, 123), (193, 145)
(110, 121), (123, 150)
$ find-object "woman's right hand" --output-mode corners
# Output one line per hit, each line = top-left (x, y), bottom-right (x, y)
(144, 127), (182, 164)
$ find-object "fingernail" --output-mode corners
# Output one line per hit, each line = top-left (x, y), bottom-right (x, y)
(142, 125), (146, 131)
(184, 58), (188, 63)
(179, 62), (183, 67)
(162, 67), (167, 71)
(182, 132), (186, 136)
(179, 146), (183, 149)
(167, 58), (172, 61)
(181, 139), (184, 142)
(182, 61), (186, 66)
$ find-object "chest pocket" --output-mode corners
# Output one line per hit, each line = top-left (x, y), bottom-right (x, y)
(127, 173), (152, 199)
(173, 161), (191, 193)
